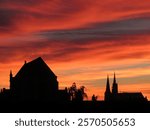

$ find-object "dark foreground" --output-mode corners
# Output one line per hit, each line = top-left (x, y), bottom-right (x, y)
(0, 101), (150, 113)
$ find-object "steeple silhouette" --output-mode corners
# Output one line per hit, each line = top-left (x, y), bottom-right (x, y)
(106, 75), (111, 93)
(112, 72), (118, 94)
(0, 57), (149, 113)
(113, 72), (116, 83)
(105, 75), (111, 101)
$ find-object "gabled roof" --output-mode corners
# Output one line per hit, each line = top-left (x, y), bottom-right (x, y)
(15, 57), (57, 79)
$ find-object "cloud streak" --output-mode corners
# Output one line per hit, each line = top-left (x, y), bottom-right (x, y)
(0, 0), (150, 99)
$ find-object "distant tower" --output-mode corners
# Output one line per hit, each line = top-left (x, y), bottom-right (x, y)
(112, 72), (118, 94)
(105, 75), (111, 101)
(10, 70), (13, 90)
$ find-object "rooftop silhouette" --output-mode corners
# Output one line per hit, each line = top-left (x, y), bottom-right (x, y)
(104, 73), (147, 102)
(0, 57), (149, 112)
(10, 57), (58, 100)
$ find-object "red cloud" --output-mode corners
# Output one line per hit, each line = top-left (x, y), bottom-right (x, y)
(0, 0), (150, 99)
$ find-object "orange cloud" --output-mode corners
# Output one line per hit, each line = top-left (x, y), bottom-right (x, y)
(0, 0), (150, 100)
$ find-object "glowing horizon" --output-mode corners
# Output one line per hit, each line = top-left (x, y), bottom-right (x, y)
(0, 0), (150, 100)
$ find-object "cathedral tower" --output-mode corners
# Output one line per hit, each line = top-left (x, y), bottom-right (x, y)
(112, 73), (118, 94)
(105, 75), (111, 101)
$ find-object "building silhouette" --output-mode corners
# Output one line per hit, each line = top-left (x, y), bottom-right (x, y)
(1, 57), (69, 101)
(104, 73), (147, 102)
(0, 57), (149, 112)
(104, 75), (111, 101)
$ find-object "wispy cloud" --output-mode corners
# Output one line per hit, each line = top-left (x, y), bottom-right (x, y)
(0, 0), (150, 99)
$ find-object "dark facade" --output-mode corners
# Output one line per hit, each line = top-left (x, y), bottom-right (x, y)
(104, 73), (147, 102)
(0, 57), (70, 101)
(10, 57), (59, 100)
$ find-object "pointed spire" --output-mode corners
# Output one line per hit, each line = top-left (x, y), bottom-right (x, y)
(112, 72), (118, 94)
(105, 75), (111, 101)
(107, 75), (109, 84)
(106, 75), (110, 93)
(113, 72), (116, 84)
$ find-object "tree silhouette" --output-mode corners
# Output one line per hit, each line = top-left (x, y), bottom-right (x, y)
(68, 83), (88, 101)
(92, 94), (98, 102)
(68, 82), (77, 101)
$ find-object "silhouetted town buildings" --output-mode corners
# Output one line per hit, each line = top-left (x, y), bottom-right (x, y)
(0, 57), (149, 112)
(104, 73), (147, 102)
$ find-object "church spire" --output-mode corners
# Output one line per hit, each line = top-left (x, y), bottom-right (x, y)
(112, 72), (118, 94)
(106, 75), (111, 93)
(113, 72), (116, 84)
(105, 75), (111, 101)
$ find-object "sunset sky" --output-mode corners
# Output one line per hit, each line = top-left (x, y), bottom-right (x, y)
(0, 0), (150, 100)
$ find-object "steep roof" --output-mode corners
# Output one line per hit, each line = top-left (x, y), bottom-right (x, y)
(15, 57), (57, 79)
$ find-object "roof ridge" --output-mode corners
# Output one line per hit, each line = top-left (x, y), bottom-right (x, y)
(14, 57), (57, 78)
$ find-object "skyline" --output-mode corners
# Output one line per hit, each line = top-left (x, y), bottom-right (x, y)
(0, 0), (150, 100)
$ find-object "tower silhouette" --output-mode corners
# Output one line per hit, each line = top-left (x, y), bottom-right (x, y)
(104, 73), (147, 103)
(104, 75), (111, 101)
(112, 73), (118, 94)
